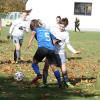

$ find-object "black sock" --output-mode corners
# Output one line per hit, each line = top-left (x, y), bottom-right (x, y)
(14, 49), (17, 61)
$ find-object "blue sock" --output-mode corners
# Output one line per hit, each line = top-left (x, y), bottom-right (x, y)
(32, 63), (41, 75)
(54, 70), (61, 85)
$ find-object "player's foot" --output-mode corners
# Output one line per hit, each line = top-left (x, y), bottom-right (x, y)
(31, 74), (42, 84)
(11, 60), (16, 64)
(58, 83), (63, 89)
(39, 83), (48, 88)
(64, 82), (74, 88)
(57, 82), (63, 88)
(15, 59), (21, 64)
(15, 61), (19, 64)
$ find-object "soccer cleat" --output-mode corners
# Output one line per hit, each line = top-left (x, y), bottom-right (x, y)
(39, 83), (48, 88)
(31, 74), (42, 84)
(58, 83), (63, 89)
(64, 82), (74, 88)
(15, 61), (19, 64)
(15, 60), (21, 64)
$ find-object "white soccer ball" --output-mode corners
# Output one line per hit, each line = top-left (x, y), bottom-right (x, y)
(14, 71), (24, 81)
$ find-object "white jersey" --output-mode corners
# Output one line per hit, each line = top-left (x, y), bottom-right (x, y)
(50, 27), (77, 54)
(9, 18), (30, 37)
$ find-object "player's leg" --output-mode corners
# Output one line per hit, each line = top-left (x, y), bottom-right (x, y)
(14, 49), (17, 62)
(43, 58), (49, 85)
(18, 37), (23, 62)
(61, 54), (74, 88)
(50, 64), (62, 88)
(13, 36), (21, 63)
(75, 23), (77, 32)
(47, 51), (62, 88)
(61, 64), (69, 84)
(31, 48), (48, 84)
(62, 64), (74, 88)
(31, 59), (42, 84)
(77, 25), (80, 31)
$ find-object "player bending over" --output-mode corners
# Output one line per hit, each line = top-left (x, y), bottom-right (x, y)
(27, 19), (62, 88)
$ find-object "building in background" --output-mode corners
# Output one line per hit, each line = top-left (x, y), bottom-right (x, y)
(26, 0), (100, 31)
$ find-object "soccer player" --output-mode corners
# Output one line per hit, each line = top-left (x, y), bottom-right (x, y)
(56, 16), (61, 25)
(43, 17), (80, 88)
(8, 10), (31, 63)
(27, 19), (62, 88)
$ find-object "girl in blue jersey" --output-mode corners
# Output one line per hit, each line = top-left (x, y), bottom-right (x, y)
(27, 19), (62, 88)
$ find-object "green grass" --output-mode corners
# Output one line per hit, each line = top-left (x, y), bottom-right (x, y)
(0, 27), (100, 100)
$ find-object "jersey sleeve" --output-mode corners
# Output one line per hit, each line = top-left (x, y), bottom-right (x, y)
(50, 33), (56, 40)
(65, 31), (77, 53)
(9, 20), (17, 35)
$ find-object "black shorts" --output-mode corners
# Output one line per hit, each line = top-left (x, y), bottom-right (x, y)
(33, 47), (56, 64)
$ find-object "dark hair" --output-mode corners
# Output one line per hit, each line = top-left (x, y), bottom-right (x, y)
(59, 17), (68, 27)
(56, 16), (61, 19)
(30, 19), (41, 30)
(22, 9), (32, 15)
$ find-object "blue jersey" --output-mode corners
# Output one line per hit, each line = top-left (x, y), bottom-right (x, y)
(33, 27), (55, 50)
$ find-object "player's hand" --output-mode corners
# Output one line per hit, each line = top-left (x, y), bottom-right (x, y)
(53, 39), (61, 45)
(7, 35), (13, 40)
(75, 51), (80, 54)
(71, 51), (80, 57)
(26, 44), (32, 50)
(7, 35), (10, 39)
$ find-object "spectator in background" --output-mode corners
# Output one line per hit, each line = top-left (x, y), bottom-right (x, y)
(75, 17), (80, 32)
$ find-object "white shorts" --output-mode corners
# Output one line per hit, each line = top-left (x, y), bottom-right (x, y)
(56, 53), (67, 67)
(12, 36), (23, 45)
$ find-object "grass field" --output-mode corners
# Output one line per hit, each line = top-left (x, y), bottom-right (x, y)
(0, 27), (100, 100)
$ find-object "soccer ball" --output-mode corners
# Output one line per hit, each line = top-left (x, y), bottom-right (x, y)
(14, 71), (24, 81)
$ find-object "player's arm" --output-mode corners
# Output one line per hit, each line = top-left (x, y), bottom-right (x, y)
(7, 21), (16, 39)
(65, 33), (80, 54)
(50, 33), (61, 45)
(27, 31), (36, 48)
(66, 43), (80, 54)
(53, 39), (61, 45)
(24, 21), (31, 32)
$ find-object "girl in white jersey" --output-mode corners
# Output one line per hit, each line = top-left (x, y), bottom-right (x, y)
(43, 17), (80, 88)
(9, 10), (31, 63)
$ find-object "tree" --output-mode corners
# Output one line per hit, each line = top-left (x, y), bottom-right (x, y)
(0, 0), (27, 13)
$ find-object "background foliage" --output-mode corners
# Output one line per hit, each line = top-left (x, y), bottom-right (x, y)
(0, 0), (28, 13)
(0, 27), (100, 100)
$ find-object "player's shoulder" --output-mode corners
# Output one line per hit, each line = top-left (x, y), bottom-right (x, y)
(12, 19), (21, 24)
(50, 26), (59, 33)
(65, 30), (69, 34)
(63, 30), (69, 37)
